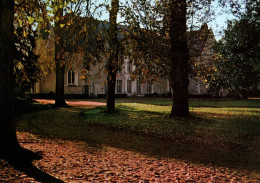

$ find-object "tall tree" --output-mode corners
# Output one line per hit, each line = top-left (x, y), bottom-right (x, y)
(14, 0), (42, 99)
(0, 0), (19, 157)
(0, 0), (44, 161)
(106, 0), (120, 113)
(210, 0), (260, 98)
(169, 0), (190, 116)
(42, 0), (97, 107)
(122, 0), (206, 117)
(54, 2), (67, 107)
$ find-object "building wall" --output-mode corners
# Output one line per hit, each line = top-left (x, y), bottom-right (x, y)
(35, 25), (221, 97)
(188, 79), (209, 95)
(36, 62), (214, 96)
(35, 72), (56, 93)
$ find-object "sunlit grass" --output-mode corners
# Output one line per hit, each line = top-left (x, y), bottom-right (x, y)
(192, 107), (260, 116)
(17, 99), (260, 153)
(82, 102), (260, 152)
(15, 99), (260, 173)
(131, 98), (260, 108)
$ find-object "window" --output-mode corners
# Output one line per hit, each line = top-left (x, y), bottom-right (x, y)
(83, 62), (90, 70)
(117, 67), (122, 74)
(127, 80), (132, 93)
(104, 82), (107, 94)
(68, 70), (75, 85)
(83, 85), (89, 95)
(127, 64), (132, 73)
(147, 82), (152, 94)
(168, 80), (172, 92)
(91, 81), (95, 93)
(137, 80), (141, 94)
(168, 85), (172, 93)
(117, 80), (122, 93)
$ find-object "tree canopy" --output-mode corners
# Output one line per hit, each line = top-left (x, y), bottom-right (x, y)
(210, 0), (260, 97)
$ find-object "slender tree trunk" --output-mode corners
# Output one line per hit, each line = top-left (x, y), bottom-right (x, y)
(55, 58), (66, 107)
(106, 0), (119, 113)
(169, 0), (190, 117)
(54, 6), (67, 107)
(0, 0), (22, 157)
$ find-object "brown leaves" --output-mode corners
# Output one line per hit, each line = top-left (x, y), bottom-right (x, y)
(1, 132), (259, 182)
(0, 159), (36, 183)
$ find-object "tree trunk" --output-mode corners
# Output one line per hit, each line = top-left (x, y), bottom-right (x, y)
(106, 0), (119, 114)
(169, 0), (190, 117)
(0, 0), (21, 157)
(0, 0), (42, 163)
(55, 57), (66, 107)
(54, 6), (67, 107)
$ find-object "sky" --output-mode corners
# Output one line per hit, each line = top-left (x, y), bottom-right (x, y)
(207, 0), (244, 40)
(93, 0), (244, 41)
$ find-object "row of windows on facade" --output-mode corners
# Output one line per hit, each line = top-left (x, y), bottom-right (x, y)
(105, 80), (153, 94)
(117, 64), (132, 74)
(68, 70), (152, 93)
(68, 64), (132, 85)
(83, 61), (132, 75)
(67, 70), (152, 94)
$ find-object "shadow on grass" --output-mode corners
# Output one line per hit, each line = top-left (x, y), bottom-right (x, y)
(80, 123), (260, 173)
(81, 106), (260, 173)
(1, 148), (64, 183)
(18, 106), (260, 174)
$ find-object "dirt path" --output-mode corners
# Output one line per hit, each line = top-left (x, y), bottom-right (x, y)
(36, 99), (106, 107)
(1, 102), (260, 182)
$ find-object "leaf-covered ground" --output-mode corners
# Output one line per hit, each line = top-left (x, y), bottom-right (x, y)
(1, 99), (260, 182)
(0, 132), (259, 182)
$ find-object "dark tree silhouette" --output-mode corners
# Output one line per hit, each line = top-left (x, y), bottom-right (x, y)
(0, 0), (21, 158)
(106, 0), (120, 113)
(0, 0), (42, 162)
(54, 5), (67, 107)
(169, 0), (190, 117)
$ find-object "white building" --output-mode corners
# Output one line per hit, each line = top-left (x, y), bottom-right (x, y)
(35, 24), (227, 97)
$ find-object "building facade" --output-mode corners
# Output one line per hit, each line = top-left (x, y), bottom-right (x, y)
(35, 24), (228, 97)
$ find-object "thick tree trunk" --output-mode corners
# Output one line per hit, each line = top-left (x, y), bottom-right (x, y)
(169, 0), (190, 117)
(0, 0), (21, 157)
(106, 0), (119, 114)
(55, 58), (66, 107)
(0, 0), (42, 162)
(106, 71), (116, 113)
(54, 7), (67, 107)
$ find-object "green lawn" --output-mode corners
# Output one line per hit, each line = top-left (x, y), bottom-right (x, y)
(126, 98), (260, 108)
(82, 100), (260, 152)
(16, 99), (260, 171)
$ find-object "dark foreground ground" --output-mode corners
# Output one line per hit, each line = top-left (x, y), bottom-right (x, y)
(1, 99), (259, 182)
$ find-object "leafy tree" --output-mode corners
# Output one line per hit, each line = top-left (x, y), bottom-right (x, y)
(121, 0), (214, 117)
(39, 0), (78, 107)
(210, 0), (260, 98)
(54, 1), (67, 107)
(40, 0), (101, 107)
(14, 0), (42, 100)
(0, 0), (48, 161)
(106, 0), (120, 113)
(35, 38), (55, 79)
(81, 0), (124, 113)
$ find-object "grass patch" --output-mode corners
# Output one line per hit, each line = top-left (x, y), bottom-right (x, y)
(190, 99), (260, 108)
(16, 99), (260, 172)
(82, 102), (260, 152)
(132, 98), (260, 108)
